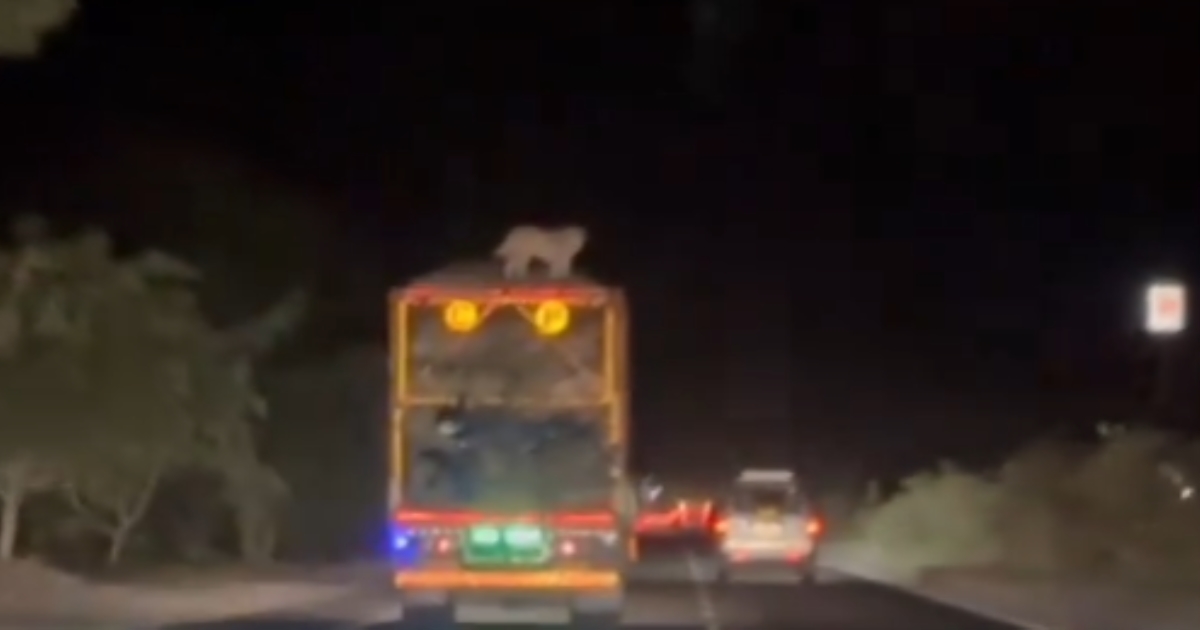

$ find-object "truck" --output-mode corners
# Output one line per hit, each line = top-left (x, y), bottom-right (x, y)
(388, 262), (632, 628)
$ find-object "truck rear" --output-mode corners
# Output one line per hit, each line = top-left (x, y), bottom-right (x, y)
(388, 263), (631, 627)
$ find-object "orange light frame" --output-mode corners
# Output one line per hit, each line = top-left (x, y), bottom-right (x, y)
(387, 284), (630, 519)
(393, 286), (614, 407)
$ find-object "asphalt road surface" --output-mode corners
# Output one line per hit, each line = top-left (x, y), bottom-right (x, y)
(51, 540), (1035, 630)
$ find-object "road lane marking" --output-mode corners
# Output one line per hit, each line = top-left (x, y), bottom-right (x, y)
(685, 552), (721, 630)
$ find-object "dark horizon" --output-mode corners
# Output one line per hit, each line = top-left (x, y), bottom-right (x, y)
(2, 1), (1198, 482)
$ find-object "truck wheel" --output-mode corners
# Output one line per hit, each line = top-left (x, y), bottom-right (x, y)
(400, 602), (453, 629)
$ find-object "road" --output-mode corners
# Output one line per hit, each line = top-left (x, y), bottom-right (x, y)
(44, 540), (1035, 630)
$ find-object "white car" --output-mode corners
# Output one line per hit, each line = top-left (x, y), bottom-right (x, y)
(714, 471), (822, 583)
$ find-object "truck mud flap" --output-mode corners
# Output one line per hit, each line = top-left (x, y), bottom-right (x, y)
(571, 610), (621, 630)
(571, 590), (622, 629)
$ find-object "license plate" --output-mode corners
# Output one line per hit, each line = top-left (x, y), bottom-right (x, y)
(752, 522), (782, 536)
(461, 524), (551, 566)
(501, 598), (552, 610)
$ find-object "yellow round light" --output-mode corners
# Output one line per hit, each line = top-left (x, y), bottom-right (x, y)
(443, 300), (480, 332)
(533, 300), (571, 336)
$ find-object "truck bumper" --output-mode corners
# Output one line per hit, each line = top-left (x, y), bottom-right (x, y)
(395, 569), (619, 591)
(397, 570), (624, 624)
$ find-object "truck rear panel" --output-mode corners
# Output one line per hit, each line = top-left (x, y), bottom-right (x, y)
(387, 269), (631, 619)
(392, 509), (622, 593)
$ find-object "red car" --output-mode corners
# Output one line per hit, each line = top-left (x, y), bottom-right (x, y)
(635, 499), (716, 536)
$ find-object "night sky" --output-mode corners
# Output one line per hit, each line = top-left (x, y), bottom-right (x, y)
(1, 2), (1197, 483)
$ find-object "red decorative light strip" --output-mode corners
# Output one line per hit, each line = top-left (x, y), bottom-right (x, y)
(394, 509), (615, 528)
(395, 286), (608, 306)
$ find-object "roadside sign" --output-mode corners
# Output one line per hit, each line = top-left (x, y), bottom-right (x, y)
(1146, 282), (1186, 335)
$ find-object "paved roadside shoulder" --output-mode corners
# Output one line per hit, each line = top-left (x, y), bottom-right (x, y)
(823, 543), (1200, 630)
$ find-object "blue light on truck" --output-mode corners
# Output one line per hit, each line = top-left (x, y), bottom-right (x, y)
(390, 528), (421, 566)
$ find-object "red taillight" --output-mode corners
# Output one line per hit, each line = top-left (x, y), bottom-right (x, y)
(636, 510), (681, 532)
(394, 509), (614, 528)
(806, 517), (823, 536)
(713, 518), (729, 534)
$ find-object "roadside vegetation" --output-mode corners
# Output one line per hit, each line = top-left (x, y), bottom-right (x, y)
(844, 424), (1200, 585)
